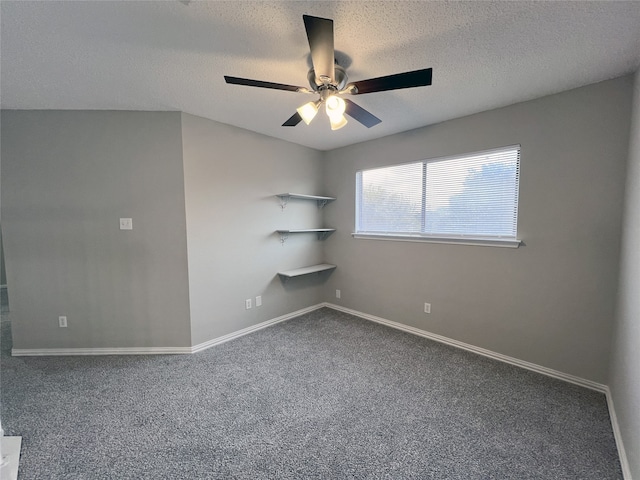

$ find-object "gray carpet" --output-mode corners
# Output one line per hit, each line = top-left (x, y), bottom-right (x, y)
(1, 304), (622, 479)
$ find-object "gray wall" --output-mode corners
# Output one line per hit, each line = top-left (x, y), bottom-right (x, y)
(0, 77), (634, 387)
(610, 71), (640, 478)
(322, 76), (633, 384)
(181, 114), (326, 345)
(1, 79), (636, 470)
(1, 228), (6, 286)
(1, 111), (192, 349)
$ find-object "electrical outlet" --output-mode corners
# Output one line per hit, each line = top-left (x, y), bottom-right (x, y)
(424, 303), (431, 314)
(58, 316), (68, 328)
(119, 218), (133, 230)
(245, 299), (252, 310)
(336, 289), (341, 299)
(256, 296), (262, 307)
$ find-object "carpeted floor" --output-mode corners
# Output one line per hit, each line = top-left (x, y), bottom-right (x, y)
(1, 303), (622, 479)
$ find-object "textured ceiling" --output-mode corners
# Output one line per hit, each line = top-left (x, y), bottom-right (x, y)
(2, 1), (640, 151)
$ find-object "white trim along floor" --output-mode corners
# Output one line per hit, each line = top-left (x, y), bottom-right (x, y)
(7, 302), (632, 478)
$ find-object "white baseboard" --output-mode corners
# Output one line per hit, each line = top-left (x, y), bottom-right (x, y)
(604, 387), (633, 480)
(11, 346), (193, 356)
(11, 303), (326, 357)
(190, 303), (325, 353)
(324, 303), (607, 393)
(16, 302), (604, 392)
(7, 301), (632, 477)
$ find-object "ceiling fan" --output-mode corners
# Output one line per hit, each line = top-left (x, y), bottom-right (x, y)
(224, 15), (433, 131)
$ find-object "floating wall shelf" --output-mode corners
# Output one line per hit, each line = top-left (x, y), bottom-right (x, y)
(276, 193), (336, 210)
(277, 264), (337, 282)
(275, 192), (336, 281)
(276, 229), (336, 243)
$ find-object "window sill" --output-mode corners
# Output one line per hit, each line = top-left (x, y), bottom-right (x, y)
(351, 233), (522, 248)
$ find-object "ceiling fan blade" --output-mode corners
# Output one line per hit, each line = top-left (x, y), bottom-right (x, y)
(282, 112), (303, 127)
(344, 99), (382, 128)
(303, 15), (335, 83)
(346, 68), (433, 95)
(224, 76), (304, 92)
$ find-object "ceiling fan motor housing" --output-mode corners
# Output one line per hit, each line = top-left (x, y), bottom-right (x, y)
(308, 64), (348, 92)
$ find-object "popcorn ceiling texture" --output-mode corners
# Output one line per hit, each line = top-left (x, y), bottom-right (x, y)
(1, 1), (639, 150)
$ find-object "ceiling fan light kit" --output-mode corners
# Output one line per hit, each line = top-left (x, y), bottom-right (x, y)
(224, 14), (433, 131)
(325, 95), (346, 116)
(325, 95), (347, 130)
(297, 101), (320, 125)
(329, 114), (348, 131)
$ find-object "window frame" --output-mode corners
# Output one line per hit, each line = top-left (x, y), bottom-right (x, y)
(353, 145), (522, 248)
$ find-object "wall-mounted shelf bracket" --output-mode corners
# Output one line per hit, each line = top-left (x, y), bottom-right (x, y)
(316, 198), (331, 209)
(316, 230), (334, 240)
(276, 229), (336, 244)
(276, 193), (336, 210)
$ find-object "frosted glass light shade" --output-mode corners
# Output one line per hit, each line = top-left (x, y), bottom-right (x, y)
(296, 101), (319, 125)
(329, 114), (348, 130)
(325, 95), (346, 118)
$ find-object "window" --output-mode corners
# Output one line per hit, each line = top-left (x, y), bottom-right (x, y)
(355, 145), (521, 247)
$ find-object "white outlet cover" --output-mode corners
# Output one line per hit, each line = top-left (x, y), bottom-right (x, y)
(119, 218), (133, 230)
(256, 296), (262, 307)
(245, 299), (252, 310)
(336, 289), (341, 299)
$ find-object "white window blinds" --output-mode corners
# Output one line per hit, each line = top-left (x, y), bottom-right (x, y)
(356, 145), (520, 241)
